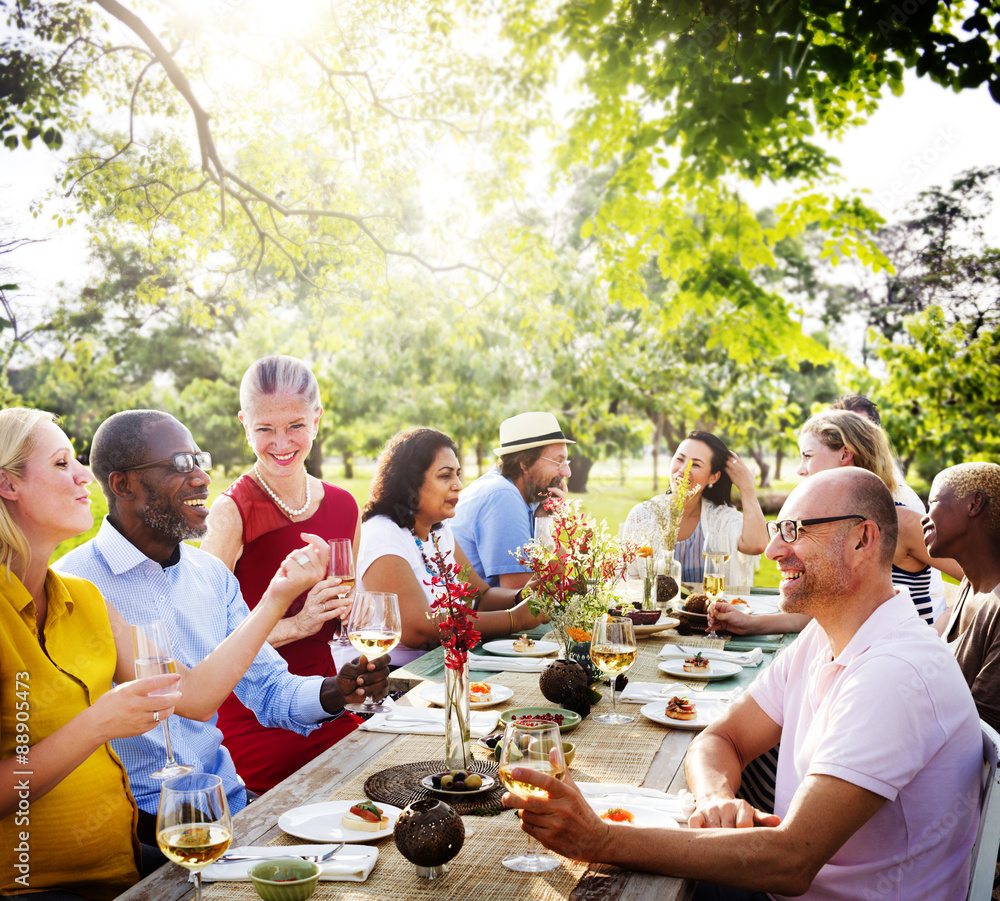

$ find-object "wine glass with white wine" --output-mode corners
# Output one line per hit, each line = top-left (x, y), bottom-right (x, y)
(497, 721), (567, 872)
(703, 533), (731, 639)
(345, 591), (401, 713)
(590, 616), (638, 725)
(156, 773), (232, 901)
(329, 537), (357, 646)
(132, 620), (193, 779)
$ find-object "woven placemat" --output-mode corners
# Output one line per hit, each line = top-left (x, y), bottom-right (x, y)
(365, 759), (505, 815)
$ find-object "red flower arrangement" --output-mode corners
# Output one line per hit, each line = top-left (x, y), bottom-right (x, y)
(424, 534), (481, 671)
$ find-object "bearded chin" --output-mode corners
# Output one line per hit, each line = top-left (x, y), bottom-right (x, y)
(139, 503), (206, 543)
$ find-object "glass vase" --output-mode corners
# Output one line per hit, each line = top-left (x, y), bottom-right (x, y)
(443, 658), (471, 769)
(641, 555), (657, 609)
(655, 548), (683, 609)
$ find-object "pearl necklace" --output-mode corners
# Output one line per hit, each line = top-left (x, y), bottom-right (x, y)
(253, 463), (311, 517)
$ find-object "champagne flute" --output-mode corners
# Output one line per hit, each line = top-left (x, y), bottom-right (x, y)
(156, 773), (232, 901)
(497, 721), (566, 872)
(345, 591), (400, 713)
(590, 616), (637, 725)
(132, 620), (193, 779)
(329, 537), (357, 646)
(703, 551), (727, 639)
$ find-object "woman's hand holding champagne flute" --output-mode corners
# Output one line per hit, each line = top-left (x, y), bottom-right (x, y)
(132, 619), (193, 779)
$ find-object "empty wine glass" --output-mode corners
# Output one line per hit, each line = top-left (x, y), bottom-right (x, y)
(329, 537), (356, 646)
(156, 773), (232, 901)
(535, 517), (556, 551)
(345, 591), (401, 713)
(132, 620), (193, 779)
(497, 721), (566, 872)
(590, 616), (637, 725)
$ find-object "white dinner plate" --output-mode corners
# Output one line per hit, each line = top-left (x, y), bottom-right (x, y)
(722, 594), (780, 615)
(586, 799), (680, 828)
(418, 682), (515, 709)
(657, 659), (742, 681)
(639, 698), (728, 732)
(420, 773), (497, 795)
(278, 801), (402, 843)
(632, 616), (681, 637)
(481, 639), (559, 658)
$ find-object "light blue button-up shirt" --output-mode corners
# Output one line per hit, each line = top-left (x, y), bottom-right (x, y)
(57, 517), (330, 815)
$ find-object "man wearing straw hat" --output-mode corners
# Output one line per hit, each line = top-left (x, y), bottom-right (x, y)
(452, 412), (574, 589)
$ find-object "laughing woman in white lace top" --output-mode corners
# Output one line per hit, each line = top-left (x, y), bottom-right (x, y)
(621, 430), (768, 588)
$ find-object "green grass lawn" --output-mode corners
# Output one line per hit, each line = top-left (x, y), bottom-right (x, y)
(53, 465), (785, 589)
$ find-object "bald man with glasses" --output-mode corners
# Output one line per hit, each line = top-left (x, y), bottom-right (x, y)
(502, 469), (982, 901)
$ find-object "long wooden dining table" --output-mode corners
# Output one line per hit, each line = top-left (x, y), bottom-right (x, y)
(115, 599), (793, 901)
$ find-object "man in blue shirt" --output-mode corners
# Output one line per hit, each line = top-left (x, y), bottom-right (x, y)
(452, 412), (573, 588)
(58, 410), (388, 842)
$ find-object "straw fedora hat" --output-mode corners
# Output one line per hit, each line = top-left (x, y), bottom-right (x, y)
(493, 412), (575, 457)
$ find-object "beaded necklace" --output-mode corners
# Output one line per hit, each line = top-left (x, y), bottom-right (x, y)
(253, 463), (311, 517)
(411, 528), (438, 576)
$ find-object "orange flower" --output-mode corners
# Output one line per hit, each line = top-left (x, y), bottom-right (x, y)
(566, 626), (592, 642)
(636, 545), (654, 557)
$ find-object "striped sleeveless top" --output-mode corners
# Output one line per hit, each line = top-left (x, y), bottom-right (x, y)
(892, 502), (934, 623)
(675, 517), (705, 584)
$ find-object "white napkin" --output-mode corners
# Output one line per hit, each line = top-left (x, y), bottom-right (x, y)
(200, 845), (378, 883)
(577, 783), (690, 823)
(657, 644), (763, 666)
(359, 708), (499, 737)
(619, 681), (692, 704)
(467, 654), (551, 673)
(619, 682), (740, 704)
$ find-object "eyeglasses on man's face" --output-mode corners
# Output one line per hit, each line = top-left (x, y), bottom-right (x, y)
(539, 456), (571, 470)
(766, 514), (866, 543)
(118, 452), (213, 474)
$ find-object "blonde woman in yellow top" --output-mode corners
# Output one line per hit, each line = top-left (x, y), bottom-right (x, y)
(0, 408), (328, 900)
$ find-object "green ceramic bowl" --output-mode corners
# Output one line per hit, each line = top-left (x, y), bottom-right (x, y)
(498, 707), (582, 734)
(247, 858), (321, 901)
(528, 737), (576, 766)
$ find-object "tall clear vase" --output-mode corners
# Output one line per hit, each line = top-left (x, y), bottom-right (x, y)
(443, 659), (471, 768)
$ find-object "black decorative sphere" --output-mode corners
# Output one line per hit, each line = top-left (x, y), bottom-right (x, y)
(393, 798), (465, 868)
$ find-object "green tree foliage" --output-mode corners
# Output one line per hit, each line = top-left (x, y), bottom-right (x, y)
(3, 0), (538, 296)
(841, 166), (1000, 363)
(874, 307), (1000, 475)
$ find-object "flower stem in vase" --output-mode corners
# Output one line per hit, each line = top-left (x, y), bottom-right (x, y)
(444, 658), (471, 769)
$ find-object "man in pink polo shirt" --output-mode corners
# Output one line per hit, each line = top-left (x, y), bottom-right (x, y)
(503, 468), (982, 900)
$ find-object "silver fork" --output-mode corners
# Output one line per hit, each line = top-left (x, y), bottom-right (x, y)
(217, 843), (345, 864)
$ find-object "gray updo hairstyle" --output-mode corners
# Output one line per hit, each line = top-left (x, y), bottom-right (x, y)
(239, 355), (321, 414)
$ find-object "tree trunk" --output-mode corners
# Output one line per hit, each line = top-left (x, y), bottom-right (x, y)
(748, 449), (770, 488)
(307, 441), (323, 479)
(567, 453), (593, 494)
(774, 445), (783, 482)
(652, 412), (663, 493)
(343, 449), (354, 480)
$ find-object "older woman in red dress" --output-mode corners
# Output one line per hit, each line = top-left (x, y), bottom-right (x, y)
(202, 355), (360, 793)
